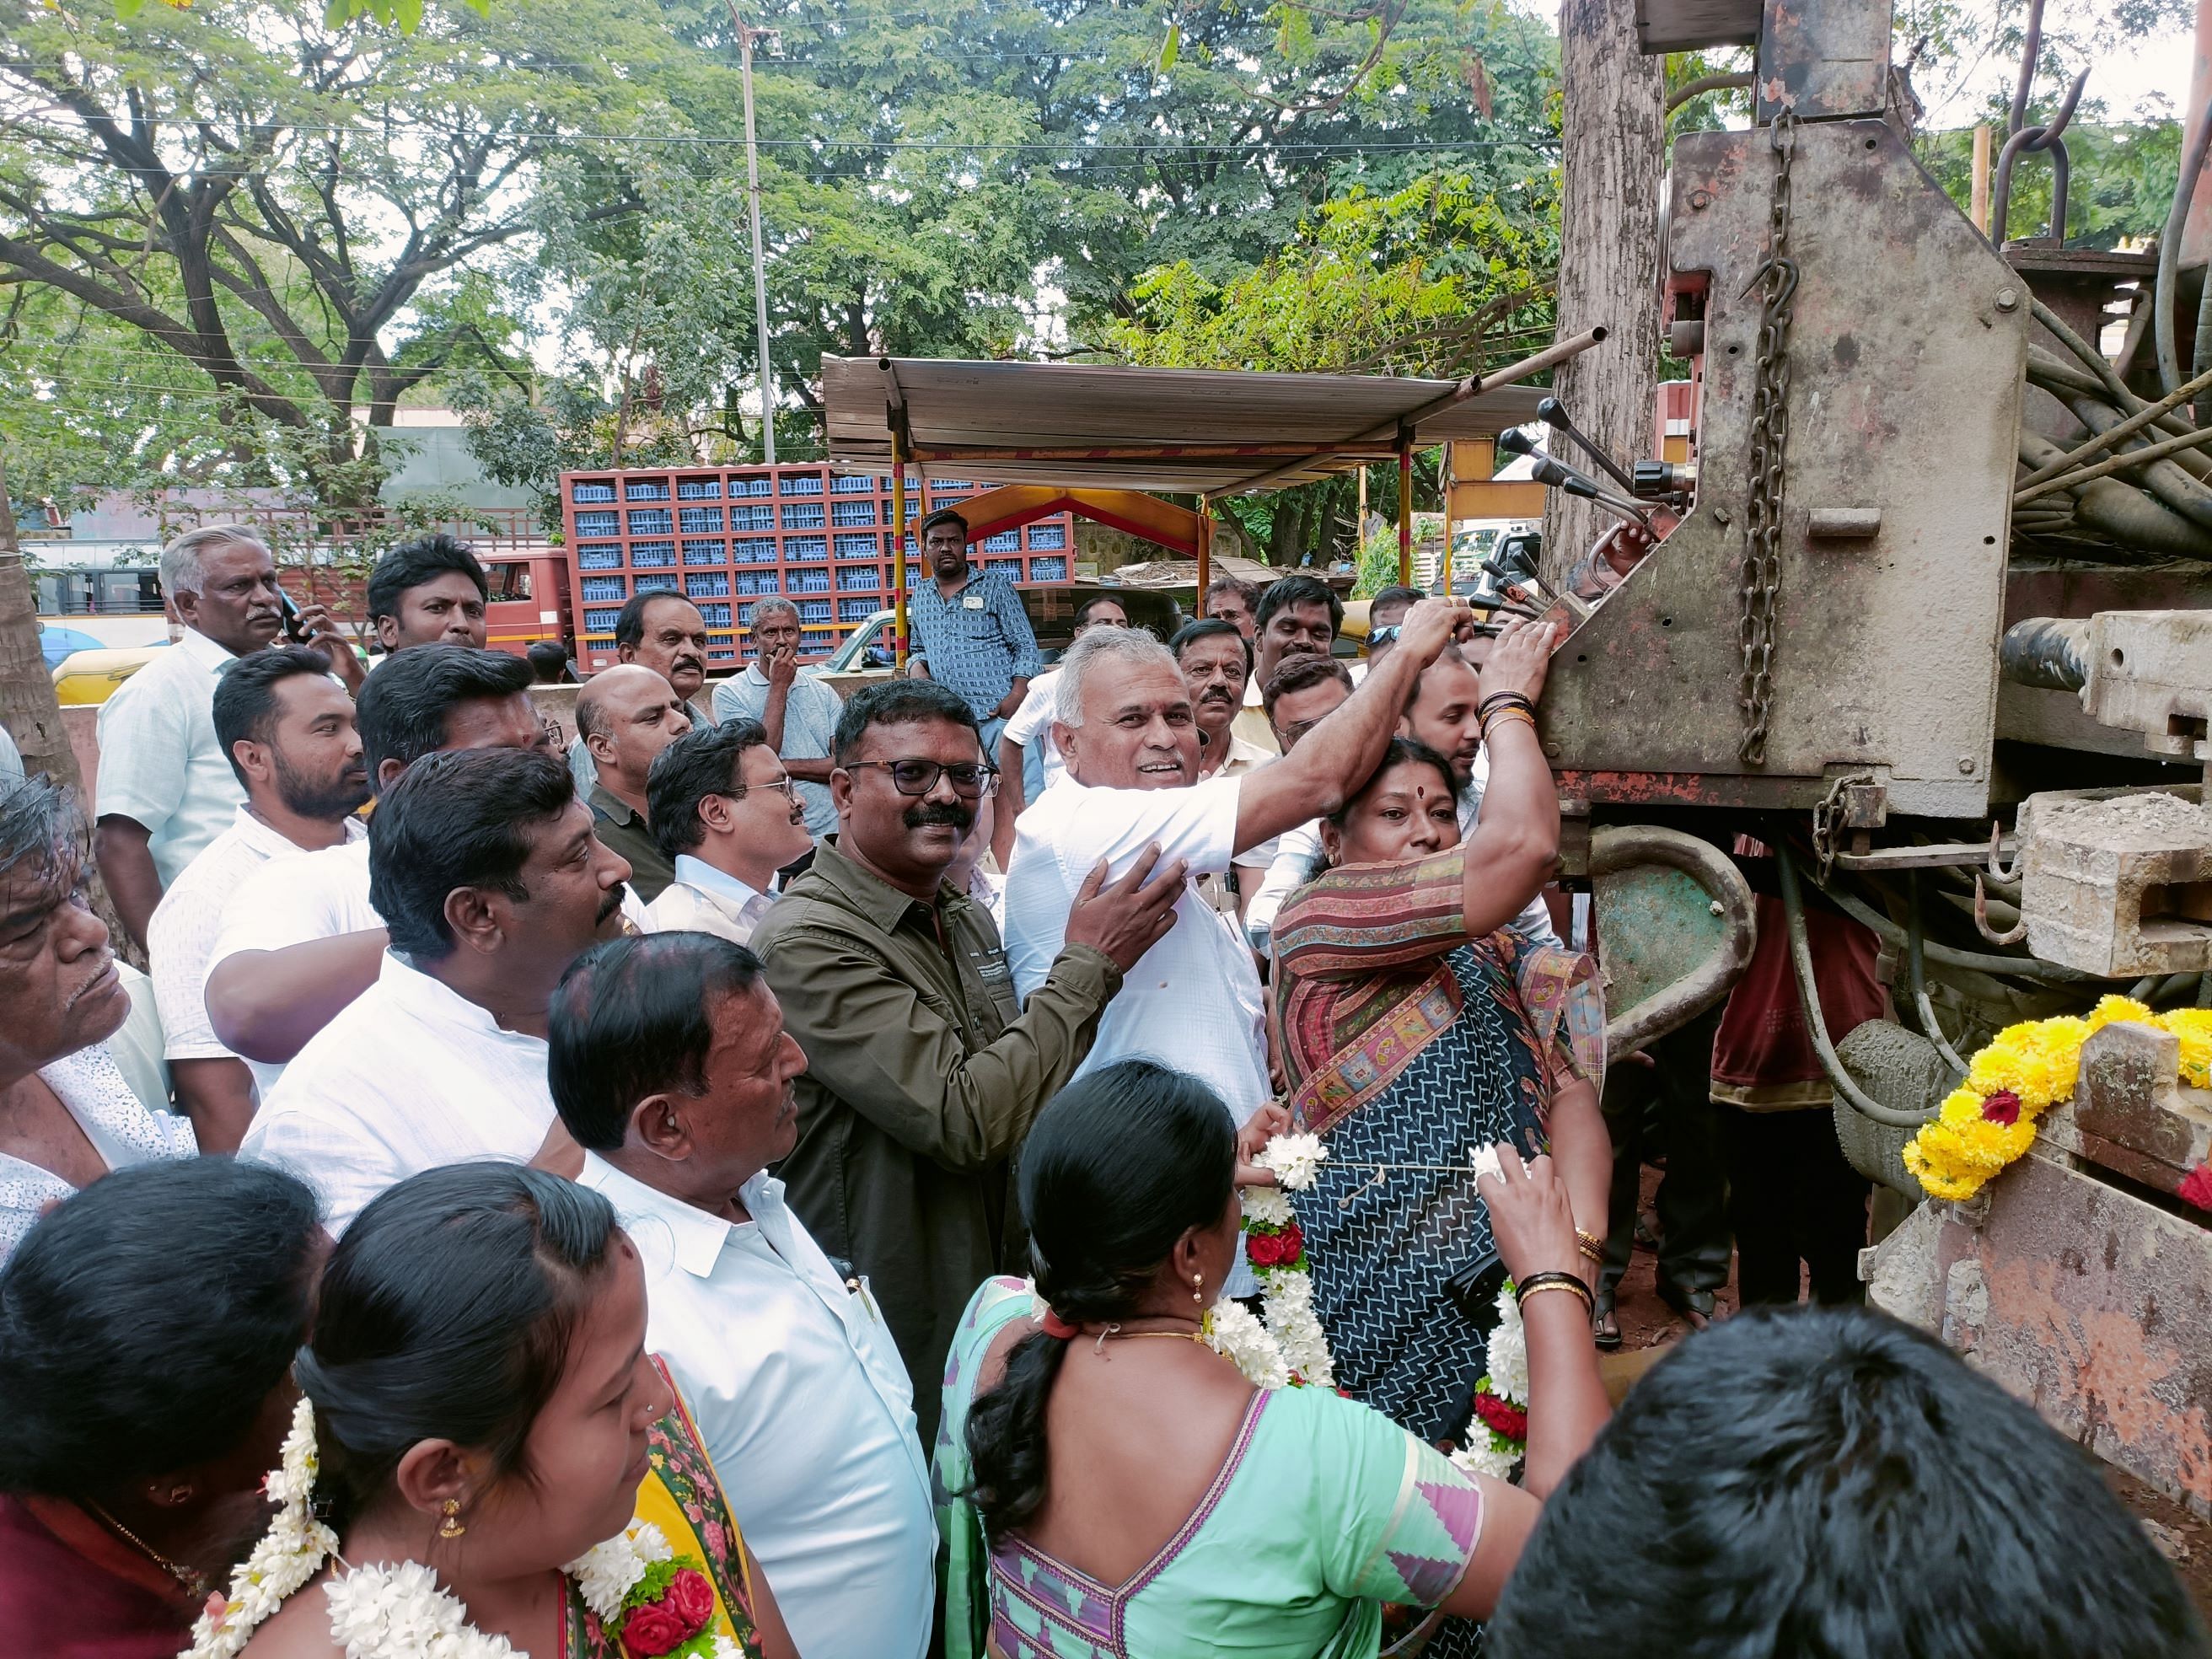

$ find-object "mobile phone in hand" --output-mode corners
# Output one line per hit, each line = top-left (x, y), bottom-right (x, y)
(277, 588), (311, 644)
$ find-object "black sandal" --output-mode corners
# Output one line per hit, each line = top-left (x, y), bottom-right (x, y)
(1592, 1288), (1623, 1350)
(1656, 1278), (1718, 1332)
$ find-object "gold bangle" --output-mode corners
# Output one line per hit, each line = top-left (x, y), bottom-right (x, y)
(1576, 1242), (1604, 1264)
(1518, 1279), (1594, 1313)
(1482, 707), (1537, 738)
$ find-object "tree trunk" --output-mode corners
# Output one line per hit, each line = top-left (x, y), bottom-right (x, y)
(1543, 0), (1664, 589)
(0, 459), (79, 788)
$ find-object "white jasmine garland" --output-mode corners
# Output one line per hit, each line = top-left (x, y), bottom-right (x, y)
(564, 1521), (674, 1622)
(1483, 1282), (1529, 1406)
(1449, 1437), (1521, 1483)
(1469, 1142), (1506, 1184)
(1203, 1297), (1291, 1389)
(183, 1396), (338, 1659)
(1238, 1185), (1295, 1227)
(1256, 1132), (1329, 1190)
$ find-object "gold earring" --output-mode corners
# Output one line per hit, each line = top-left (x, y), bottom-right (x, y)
(1192, 1274), (1204, 1304)
(438, 1498), (465, 1539)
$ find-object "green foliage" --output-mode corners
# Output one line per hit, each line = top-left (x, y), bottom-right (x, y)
(1353, 522), (1404, 599)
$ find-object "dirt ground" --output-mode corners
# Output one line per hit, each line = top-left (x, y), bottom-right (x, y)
(1603, 1167), (2212, 1625)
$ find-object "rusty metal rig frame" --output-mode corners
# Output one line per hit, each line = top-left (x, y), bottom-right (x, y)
(1580, 0), (2212, 1525)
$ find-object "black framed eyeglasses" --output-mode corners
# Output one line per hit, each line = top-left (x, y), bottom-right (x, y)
(845, 760), (1000, 797)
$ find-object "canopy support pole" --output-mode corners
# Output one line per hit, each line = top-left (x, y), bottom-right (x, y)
(1196, 495), (1213, 615)
(892, 433), (910, 671)
(1397, 435), (1414, 588)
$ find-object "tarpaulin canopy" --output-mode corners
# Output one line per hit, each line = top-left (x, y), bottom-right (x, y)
(822, 356), (1554, 495)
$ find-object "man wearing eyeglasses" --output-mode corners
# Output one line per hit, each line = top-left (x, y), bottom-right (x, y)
(637, 719), (815, 945)
(751, 679), (1188, 1439)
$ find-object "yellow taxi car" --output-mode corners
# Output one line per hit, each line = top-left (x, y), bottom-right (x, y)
(52, 644), (169, 706)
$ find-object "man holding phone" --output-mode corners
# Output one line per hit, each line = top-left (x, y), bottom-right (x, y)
(95, 525), (356, 951)
(712, 598), (844, 855)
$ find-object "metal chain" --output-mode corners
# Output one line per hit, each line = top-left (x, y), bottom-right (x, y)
(1737, 106), (1798, 766)
(1810, 768), (1876, 881)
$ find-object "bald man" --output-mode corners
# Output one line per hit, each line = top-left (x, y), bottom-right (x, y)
(577, 664), (693, 902)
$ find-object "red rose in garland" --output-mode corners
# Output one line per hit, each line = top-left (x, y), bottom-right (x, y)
(1469, 1389), (1528, 1443)
(1979, 1089), (2022, 1127)
(663, 1570), (716, 1638)
(620, 1600), (692, 1656)
(1247, 1223), (1304, 1270)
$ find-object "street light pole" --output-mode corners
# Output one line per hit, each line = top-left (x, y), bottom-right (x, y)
(730, 2), (777, 464)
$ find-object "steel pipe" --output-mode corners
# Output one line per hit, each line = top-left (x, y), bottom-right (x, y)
(1999, 617), (2088, 691)
(1777, 845), (1937, 1130)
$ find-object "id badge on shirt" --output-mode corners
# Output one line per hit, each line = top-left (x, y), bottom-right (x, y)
(963, 593), (985, 610)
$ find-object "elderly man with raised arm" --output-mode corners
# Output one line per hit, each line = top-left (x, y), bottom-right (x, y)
(1001, 603), (1475, 1199)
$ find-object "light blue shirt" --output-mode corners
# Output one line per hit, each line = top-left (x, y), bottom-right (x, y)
(673, 853), (765, 911)
(712, 666), (843, 839)
(94, 628), (246, 886)
(0, 722), (21, 781)
(906, 564), (1041, 722)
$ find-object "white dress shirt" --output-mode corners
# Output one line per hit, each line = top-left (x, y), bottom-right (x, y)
(640, 855), (773, 945)
(0, 1045), (196, 1266)
(998, 667), (1065, 787)
(1006, 772), (1269, 1115)
(241, 952), (555, 1235)
(206, 838), (379, 1098)
(149, 808), (364, 1066)
(94, 629), (246, 886)
(579, 1156), (935, 1659)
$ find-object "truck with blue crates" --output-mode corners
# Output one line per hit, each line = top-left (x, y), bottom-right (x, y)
(560, 463), (1083, 673)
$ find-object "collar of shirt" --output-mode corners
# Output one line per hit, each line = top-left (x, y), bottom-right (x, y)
(174, 627), (239, 676)
(379, 950), (544, 1048)
(578, 1152), (786, 1280)
(804, 835), (957, 934)
(224, 803), (366, 859)
(588, 781), (645, 829)
(672, 854), (765, 911)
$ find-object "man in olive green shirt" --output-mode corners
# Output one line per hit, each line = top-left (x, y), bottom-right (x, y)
(753, 680), (1184, 1445)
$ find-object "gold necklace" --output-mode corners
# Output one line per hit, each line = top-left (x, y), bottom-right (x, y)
(81, 1500), (209, 1599)
(1093, 1320), (1207, 1352)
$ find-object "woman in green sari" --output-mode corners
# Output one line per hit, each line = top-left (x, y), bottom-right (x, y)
(935, 1060), (1610, 1659)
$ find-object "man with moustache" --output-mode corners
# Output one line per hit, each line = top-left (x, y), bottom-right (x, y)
(1230, 572), (1342, 754)
(568, 588), (714, 795)
(989, 593), (1128, 869)
(1171, 619), (1273, 919)
(94, 524), (355, 949)
(1205, 572), (1260, 643)
(905, 509), (1042, 756)
(555, 933), (936, 1659)
(240, 746), (633, 1235)
(752, 679), (1186, 1436)
(147, 648), (371, 1149)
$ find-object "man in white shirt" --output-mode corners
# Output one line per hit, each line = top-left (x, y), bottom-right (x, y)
(93, 523), (355, 949)
(988, 594), (1129, 868)
(146, 647), (370, 1149)
(553, 932), (935, 1659)
(640, 718), (814, 944)
(205, 646), (547, 1079)
(712, 599), (844, 846)
(241, 744), (631, 1233)
(1003, 604), (1471, 1140)
(1227, 572), (1340, 756)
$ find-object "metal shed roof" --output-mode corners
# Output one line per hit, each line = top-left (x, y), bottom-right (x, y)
(820, 355), (1560, 495)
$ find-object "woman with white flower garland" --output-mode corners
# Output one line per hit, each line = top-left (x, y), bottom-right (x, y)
(210, 1164), (793, 1659)
(933, 1060), (1603, 1659)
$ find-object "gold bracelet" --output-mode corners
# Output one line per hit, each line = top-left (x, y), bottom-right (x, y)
(1576, 1242), (1605, 1265)
(1576, 1227), (1603, 1253)
(1481, 707), (1537, 739)
(1518, 1279), (1594, 1313)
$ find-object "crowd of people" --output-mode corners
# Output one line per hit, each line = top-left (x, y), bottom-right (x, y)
(0, 518), (2204, 1658)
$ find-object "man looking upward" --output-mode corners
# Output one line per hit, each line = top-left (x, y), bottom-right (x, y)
(577, 663), (693, 903)
(1231, 573), (1342, 754)
(752, 679), (1185, 1438)
(364, 532), (489, 652)
(554, 934), (936, 1659)
(713, 598), (844, 851)
(641, 719), (814, 944)
(147, 647), (370, 1149)
(907, 508), (1041, 754)
(94, 524), (352, 948)
(241, 745), (631, 1234)
(1003, 605), (1474, 1232)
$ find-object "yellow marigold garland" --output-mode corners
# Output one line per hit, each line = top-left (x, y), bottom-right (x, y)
(1903, 997), (2212, 1202)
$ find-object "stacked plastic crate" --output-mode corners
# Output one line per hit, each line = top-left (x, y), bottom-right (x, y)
(561, 466), (1077, 669)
